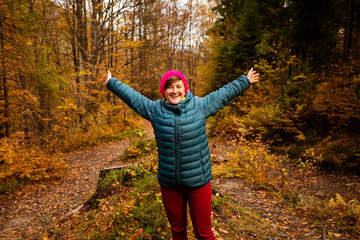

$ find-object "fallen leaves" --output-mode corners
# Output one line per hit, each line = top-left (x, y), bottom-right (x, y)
(129, 228), (143, 240)
(0, 140), (129, 239)
(328, 231), (342, 238)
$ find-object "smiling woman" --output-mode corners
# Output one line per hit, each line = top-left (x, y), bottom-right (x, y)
(102, 68), (259, 240)
(164, 76), (186, 105)
(159, 70), (188, 104)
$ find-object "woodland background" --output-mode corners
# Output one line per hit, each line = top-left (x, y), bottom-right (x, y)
(0, 0), (359, 191)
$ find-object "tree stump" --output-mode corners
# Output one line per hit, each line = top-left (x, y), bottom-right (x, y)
(96, 164), (134, 191)
(60, 164), (134, 222)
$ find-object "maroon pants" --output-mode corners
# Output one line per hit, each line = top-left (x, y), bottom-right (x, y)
(161, 182), (216, 240)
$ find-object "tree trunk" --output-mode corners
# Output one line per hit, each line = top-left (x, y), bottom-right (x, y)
(0, 28), (10, 137)
(76, 0), (89, 84)
(343, 0), (354, 60)
(130, 2), (135, 84)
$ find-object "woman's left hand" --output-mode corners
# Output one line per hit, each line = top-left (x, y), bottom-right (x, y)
(247, 67), (260, 84)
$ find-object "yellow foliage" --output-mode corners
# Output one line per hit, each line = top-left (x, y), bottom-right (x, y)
(312, 65), (360, 129)
(297, 148), (320, 177)
(335, 193), (347, 206)
(212, 138), (325, 196)
(327, 193), (360, 224)
(0, 132), (67, 186)
(328, 197), (336, 208)
(328, 193), (356, 209)
(0, 87), (142, 192)
(212, 138), (282, 187)
(45, 98), (141, 152)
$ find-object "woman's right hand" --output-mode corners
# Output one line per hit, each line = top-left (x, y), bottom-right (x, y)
(103, 70), (112, 86)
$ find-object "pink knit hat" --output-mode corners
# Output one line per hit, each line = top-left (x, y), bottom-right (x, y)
(159, 70), (188, 98)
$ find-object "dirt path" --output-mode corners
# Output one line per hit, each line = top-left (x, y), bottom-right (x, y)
(0, 139), (130, 240)
(211, 178), (313, 239)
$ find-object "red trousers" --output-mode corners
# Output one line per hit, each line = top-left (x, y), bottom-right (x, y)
(161, 182), (216, 240)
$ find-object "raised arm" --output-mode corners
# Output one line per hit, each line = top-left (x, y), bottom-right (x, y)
(103, 70), (155, 121)
(201, 68), (260, 117)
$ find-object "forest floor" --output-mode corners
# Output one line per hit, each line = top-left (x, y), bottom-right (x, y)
(0, 120), (359, 239)
(210, 135), (360, 239)
(0, 139), (130, 240)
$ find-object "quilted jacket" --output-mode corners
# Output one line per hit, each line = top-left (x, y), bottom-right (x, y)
(107, 76), (251, 187)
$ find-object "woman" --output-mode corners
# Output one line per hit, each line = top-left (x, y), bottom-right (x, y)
(103, 68), (259, 240)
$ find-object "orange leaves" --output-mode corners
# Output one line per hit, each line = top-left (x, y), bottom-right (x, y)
(44, 101), (142, 153)
(129, 228), (143, 240)
(312, 65), (360, 129)
(0, 132), (67, 189)
(212, 138), (281, 187)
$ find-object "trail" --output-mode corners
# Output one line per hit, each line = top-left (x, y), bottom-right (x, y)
(0, 139), (130, 239)
(212, 178), (311, 239)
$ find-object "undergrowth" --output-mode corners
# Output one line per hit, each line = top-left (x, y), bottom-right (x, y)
(0, 113), (142, 193)
(0, 132), (67, 193)
(211, 133), (360, 238)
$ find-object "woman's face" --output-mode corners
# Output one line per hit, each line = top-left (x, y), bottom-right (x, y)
(164, 80), (185, 105)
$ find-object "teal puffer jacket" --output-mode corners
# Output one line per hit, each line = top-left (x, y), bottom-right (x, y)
(107, 76), (250, 188)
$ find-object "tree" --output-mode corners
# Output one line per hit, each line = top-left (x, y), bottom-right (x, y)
(0, 3), (10, 137)
(208, 0), (277, 91)
(286, 0), (342, 68)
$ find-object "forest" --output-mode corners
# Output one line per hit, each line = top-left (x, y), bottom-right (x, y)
(0, 0), (359, 239)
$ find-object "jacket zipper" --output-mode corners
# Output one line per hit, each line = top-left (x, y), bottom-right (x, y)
(175, 112), (180, 185)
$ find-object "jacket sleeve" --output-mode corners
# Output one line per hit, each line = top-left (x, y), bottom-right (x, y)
(107, 77), (155, 121)
(201, 75), (251, 118)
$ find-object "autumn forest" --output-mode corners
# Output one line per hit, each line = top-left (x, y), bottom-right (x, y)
(0, 0), (360, 239)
